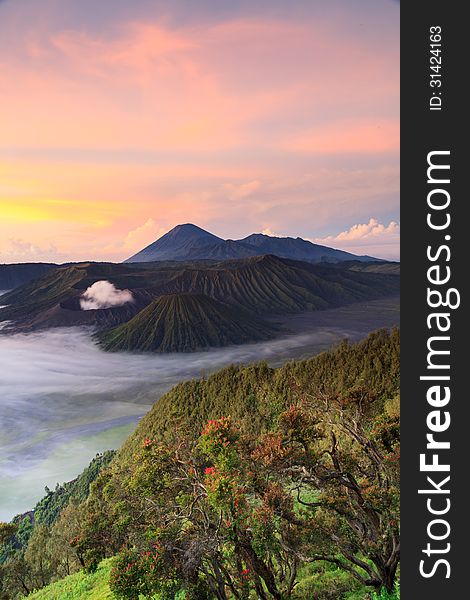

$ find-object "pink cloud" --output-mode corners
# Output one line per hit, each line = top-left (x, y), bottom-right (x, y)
(1, 17), (398, 153)
(1, 238), (60, 262)
(0, 7), (399, 262)
(222, 180), (261, 199)
(283, 119), (400, 155)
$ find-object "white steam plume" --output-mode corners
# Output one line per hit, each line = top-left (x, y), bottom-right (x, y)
(79, 280), (134, 310)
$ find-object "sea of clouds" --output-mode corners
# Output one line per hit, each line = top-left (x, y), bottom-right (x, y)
(0, 297), (399, 520)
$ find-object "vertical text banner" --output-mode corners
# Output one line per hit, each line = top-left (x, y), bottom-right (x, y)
(401, 2), (467, 598)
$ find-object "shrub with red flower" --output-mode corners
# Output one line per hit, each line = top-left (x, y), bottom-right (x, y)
(109, 545), (179, 600)
(199, 416), (241, 472)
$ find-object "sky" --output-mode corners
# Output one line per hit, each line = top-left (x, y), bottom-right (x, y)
(0, 0), (399, 262)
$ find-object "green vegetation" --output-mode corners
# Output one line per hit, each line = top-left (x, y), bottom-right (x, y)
(99, 387), (399, 599)
(25, 558), (114, 600)
(1, 329), (400, 599)
(98, 294), (277, 353)
(33, 451), (115, 525)
(161, 255), (399, 315)
(0, 453), (115, 598)
(120, 327), (399, 458)
(371, 580), (400, 599)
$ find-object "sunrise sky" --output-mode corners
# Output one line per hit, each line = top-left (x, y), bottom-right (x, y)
(0, 0), (399, 263)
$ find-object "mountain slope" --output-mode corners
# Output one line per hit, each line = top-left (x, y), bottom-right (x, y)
(125, 223), (232, 262)
(1, 255), (399, 341)
(98, 293), (277, 352)
(124, 223), (379, 263)
(0, 264), (149, 331)
(344, 261), (400, 275)
(14, 329), (400, 600)
(238, 232), (374, 262)
(118, 327), (400, 459)
(0, 266), (88, 320)
(161, 255), (400, 314)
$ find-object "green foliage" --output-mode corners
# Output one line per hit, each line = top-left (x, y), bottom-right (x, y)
(109, 548), (181, 600)
(293, 563), (363, 599)
(120, 328), (399, 459)
(8, 329), (400, 600)
(370, 580), (400, 599)
(25, 557), (189, 599)
(0, 516), (33, 564)
(0, 523), (18, 546)
(0, 451), (116, 564)
(34, 451), (116, 529)
(25, 558), (115, 600)
(24, 525), (53, 588)
(0, 453), (116, 599)
(90, 330), (399, 599)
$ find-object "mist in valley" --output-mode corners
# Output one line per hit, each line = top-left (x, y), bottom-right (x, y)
(0, 296), (399, 520)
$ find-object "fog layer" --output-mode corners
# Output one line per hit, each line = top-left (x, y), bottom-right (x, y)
(0, 297), (399, 520)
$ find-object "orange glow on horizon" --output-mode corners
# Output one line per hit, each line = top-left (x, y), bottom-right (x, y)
(0, 3), (400, 262)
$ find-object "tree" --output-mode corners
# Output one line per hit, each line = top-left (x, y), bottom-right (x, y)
(47, 503), (88, 577)
(24, 524), (54, 589)
(0, 553), (33, 598)
(0, 523), (17, 546)
(108, 421), (300, 600)
(254, 390), (400, 592)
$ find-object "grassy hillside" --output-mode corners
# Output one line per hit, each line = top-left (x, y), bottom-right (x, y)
(0, 266), (87, 320)
(87, 328), (400, 599)
(26, 559), (114, 600)
(98, 293), (277, 352)
(25, 560), (398, 600)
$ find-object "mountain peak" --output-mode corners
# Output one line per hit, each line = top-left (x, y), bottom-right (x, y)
(124, 224), (222, 263)
(125, 224), (379, 264)
(168, 223), (218, 238)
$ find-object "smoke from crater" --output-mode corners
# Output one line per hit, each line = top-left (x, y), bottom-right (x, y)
(80, 280), (134, 310)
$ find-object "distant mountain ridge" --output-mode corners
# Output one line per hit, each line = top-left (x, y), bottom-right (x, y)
(0, 254), (399, 352)
(124, 223), (378, 264)
(0, 225), (384, 292)
(0, 263), (57, 291)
